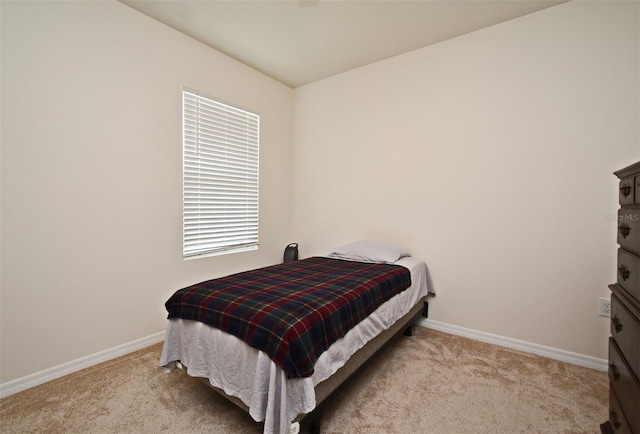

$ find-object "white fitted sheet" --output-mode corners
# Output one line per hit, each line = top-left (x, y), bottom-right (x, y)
(160, 256), (434, 434)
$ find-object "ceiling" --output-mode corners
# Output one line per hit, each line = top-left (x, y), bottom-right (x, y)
(119, 0), (568, 88)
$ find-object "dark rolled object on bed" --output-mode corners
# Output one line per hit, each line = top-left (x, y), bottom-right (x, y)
(284, 243), (299, 263)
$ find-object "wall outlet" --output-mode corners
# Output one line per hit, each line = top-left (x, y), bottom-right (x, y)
(599, 297), (611, 317)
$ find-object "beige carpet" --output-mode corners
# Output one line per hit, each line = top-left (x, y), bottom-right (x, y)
(0, 327), (608, 433)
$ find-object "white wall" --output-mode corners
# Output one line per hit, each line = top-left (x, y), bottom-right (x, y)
(0, 1), (293, 383)
(291, 0), (639, 360)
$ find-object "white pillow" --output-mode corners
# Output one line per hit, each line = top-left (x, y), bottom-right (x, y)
(327, 241), (411, 264)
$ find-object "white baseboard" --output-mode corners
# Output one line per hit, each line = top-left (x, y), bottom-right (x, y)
(416, 318), (608, 372)
(0, 331), (165, 399)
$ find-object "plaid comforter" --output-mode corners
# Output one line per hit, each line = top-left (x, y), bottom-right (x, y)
(165, 257), (412, 378)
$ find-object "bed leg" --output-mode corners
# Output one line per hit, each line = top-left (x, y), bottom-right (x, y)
(422, 301), (429, 318)
(403, 325), (413, 336)
(309, 418), (321, 434)
(299, 410), (322, 434)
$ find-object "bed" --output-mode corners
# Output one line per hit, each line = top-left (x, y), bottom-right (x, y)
(160, 241), (435, 434)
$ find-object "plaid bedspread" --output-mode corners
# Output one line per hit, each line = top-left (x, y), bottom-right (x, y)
(165, 257), (412, 378)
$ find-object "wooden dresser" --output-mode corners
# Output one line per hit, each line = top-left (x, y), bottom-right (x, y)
(603, 162), (640, 434)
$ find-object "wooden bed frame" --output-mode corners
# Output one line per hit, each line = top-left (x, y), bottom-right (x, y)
(198, 297), (430, 434)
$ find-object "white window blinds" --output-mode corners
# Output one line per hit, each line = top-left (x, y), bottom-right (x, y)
(182, 89), (259, 258)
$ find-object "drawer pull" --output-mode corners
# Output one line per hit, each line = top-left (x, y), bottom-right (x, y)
(610, 410), (621, 430)
(609, 362), (620, 381)
(612, 316), (623, 333)
(620, 183), (632, 198)
(618, 264), (631, 281)
(618, 224), (631, 238)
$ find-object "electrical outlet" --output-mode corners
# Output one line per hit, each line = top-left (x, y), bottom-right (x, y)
(599, 297), (611, 317)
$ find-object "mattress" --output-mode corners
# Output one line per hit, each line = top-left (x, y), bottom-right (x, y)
(160, 256), (434, 434)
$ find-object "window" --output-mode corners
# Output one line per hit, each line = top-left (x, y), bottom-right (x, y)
(182, 88), (259, 258)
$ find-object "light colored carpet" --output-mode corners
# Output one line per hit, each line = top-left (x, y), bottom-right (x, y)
(0, 327), (608, 433)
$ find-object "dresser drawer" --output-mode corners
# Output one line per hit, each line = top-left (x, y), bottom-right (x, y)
(617, 210), (640, 255)
(619, 176), (635, 206)
(609, 386), (633, 434)
(617, 249), (640, 302)
(611, 294), (640, 379)
(608, 338), (640, 434)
